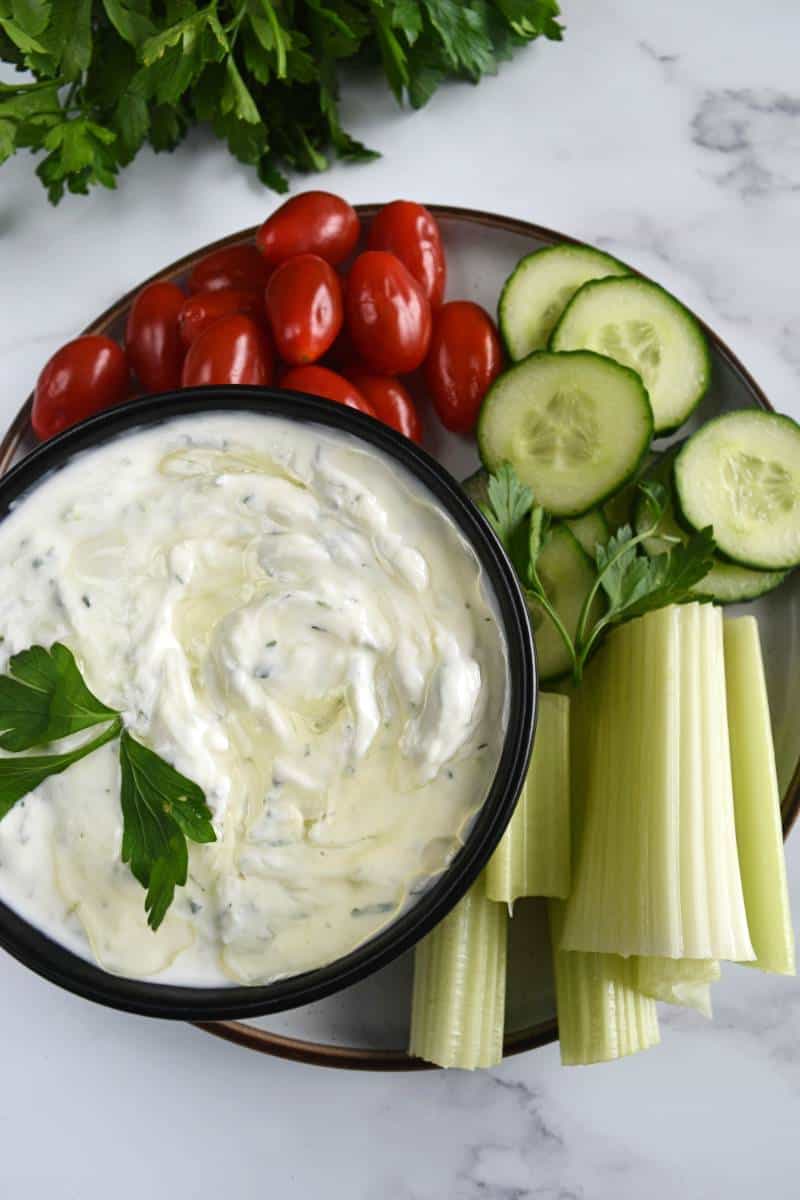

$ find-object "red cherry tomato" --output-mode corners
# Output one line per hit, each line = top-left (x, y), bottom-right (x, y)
(32, 336), (129, 441)
(280, 365), (375, 416)
(125, 281), (185, 393)
(188, 243), (270, 294)
(178, 290), (262, 349)
(367, 201), (446, 309)
(257, 191), (360, 268)
(343, 371), (422, 442)
(345, 252), (431, 375)
(424, 301), (503, 434)
(265, 254), (343, 365)
(181, 316), (274, 388)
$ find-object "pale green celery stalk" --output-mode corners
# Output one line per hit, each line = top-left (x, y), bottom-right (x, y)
(409, 873), (507, 1069)
(550, 656), (659, 1065)
(562, 607), (681, 955)
(561, 604), (753, 961)
(550, 907), (660, 1064)
(724, 616), (796, 975)
(486, 693), (570, 906)
(697, 605), (754, 962)
(635, 957), (720, 1019)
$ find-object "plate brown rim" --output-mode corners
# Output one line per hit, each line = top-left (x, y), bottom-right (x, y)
(2, 203), (797, 1071)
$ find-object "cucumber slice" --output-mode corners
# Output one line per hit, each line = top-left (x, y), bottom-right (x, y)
(478, 351), (653, 517)
(564, 509), (609, 558)
(530, 525), (605, 681)
(551, 277), (710, 434)
(634, 448), (786, 603)
(602, 452), (657, 530)
(498, 244), (629, 361)
(675, 411), (800, 570)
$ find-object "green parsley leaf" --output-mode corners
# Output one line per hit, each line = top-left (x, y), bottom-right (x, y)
(0, 720), (122, 820)
(392, 0), (423, 45)
(101, 0), (156, 49)
(1, 1), (563, 199)
(594, 524), (640, 610)
(0, 643), (214, 930)
(0, 642), (118, 751)
(119, 730), (216, 931)
(527, 504), (550, 587)
(480, 462), (534, 544)
(612, 528), (717, 621)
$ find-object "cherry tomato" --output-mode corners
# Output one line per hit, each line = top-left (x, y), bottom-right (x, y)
(345, 251), (431, 376)
(257, 191), (359, 268)
(33, 335), (129, 441)
(424, 301), (503, 434)
(367, 201), (446, 309)
(264, 254), (343, 366)
(178, 290), (262, 349)
(125, 281), (185, 393)
(280, 365), (375, 416)
(188, 243), (270, 294)
(343, 371), (422, 442)
(181, 315), (274, 388)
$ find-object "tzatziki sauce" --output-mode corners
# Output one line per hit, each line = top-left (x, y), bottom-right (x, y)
(0, 413), (508, 985)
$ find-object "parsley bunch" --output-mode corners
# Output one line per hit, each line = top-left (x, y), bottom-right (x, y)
(0, 1), (563, 203)
(0, 643), (215, 929)
(481, 464), (717, 682)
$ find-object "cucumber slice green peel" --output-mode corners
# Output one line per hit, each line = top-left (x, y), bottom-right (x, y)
(635, 447), (787, 604)
(675, 410), (800, 571)
(478, 350), (654, 518)
(498, 243), (630, 361)
(551, 276), (711, 435)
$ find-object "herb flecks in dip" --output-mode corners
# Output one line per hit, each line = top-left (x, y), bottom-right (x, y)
(0, 415), (507, 985)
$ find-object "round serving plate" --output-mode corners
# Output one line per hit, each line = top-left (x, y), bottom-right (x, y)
(2, 205), (798, 1070)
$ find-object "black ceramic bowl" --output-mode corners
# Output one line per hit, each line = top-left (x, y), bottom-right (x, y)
(0, 388), (536, 1020)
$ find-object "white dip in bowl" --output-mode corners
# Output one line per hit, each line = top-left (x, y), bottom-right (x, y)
(0, 413), (508, 985)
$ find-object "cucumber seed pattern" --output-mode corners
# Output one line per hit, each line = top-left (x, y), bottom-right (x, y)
(723, 452), (797, 523)
(523, 388), (599, 466)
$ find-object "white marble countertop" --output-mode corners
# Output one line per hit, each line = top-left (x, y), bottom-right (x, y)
(1, 1), (799, 1195)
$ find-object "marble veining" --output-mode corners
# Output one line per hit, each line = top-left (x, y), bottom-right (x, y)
(691, 89), (800, 198)
(0, 1), (799, 1197)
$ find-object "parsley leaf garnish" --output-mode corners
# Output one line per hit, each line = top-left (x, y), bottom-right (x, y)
(480, 462), (533, 547)
(480, 464), (717, 682)
(119, 731), (216, 931)
(0, 642), (117, 751)
(0, 643), (215, 929)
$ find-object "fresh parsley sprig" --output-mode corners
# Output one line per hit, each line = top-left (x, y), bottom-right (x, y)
(0, 2), (563, 203)
(480, 465), (716, 682)
(0, 643), (215, 929)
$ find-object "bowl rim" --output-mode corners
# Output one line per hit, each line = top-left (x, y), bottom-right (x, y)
(0, 386), (537, 1020)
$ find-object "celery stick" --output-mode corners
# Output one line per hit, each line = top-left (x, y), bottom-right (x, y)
(562, 604), (754, 961)
(697, 605), (754, 962)
(549, 659), (660, 1066)
(562, 608), (682, 955)
(409, 873), (507, 1069)
(635, 957), (720, 1018)
(550, 904), (660, 1064)
(486, 693), (570, 905)
(724, 616), (796, 975)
